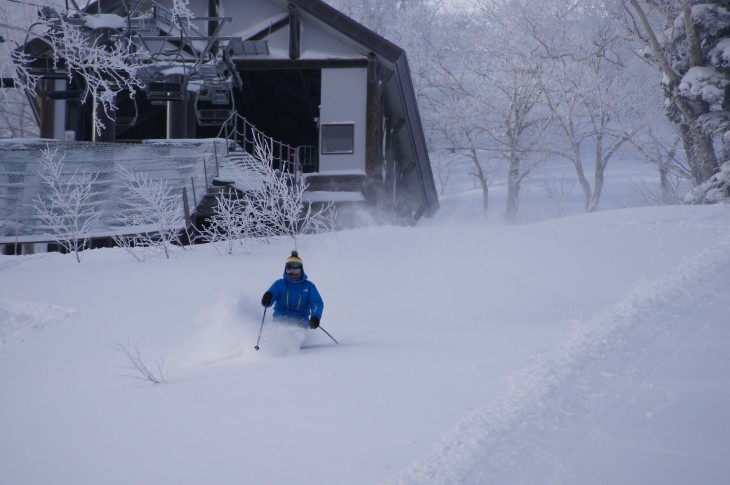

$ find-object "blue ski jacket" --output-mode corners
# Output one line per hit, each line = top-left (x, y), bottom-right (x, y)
(264, 271), (324, 325)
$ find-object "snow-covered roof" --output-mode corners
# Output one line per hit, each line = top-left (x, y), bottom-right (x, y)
(81, 13), (126, 30)
(302, 190), (364, 203)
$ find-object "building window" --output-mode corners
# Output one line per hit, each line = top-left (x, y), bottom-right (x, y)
(321, 124), (354, 154)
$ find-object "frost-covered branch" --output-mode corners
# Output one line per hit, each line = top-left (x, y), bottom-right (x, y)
(171, 0), (196, 28)
(42, 9), (142, 135)
(4, 6), (143, 135)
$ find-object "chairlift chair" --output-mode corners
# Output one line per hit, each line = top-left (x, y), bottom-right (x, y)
(147, 73), (187, 105)
(196, 81), (235, 127)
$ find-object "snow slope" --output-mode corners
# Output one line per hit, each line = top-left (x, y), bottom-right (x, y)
(1, 198), (729, 484)
(388, 208), (730, 484)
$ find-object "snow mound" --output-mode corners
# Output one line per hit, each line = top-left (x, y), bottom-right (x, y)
(0, 300), (76, 352)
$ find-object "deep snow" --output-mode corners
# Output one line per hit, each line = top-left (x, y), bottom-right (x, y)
(1, 161), (730, 484)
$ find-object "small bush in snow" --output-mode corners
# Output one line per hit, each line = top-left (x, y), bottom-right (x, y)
(247, 135), (337, 247)
(112, 169), (185, 261)
(112, 340), (167, 385)
(199, 188), (257, 255)
(33, 146), (102, 262)
(207, 134), (337, 253)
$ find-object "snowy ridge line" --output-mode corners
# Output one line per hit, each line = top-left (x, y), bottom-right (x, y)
(383, 233), (730, 485)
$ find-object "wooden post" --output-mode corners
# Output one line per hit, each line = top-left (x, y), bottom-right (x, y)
(182, 187), (191, 227)
(208, 0), (220, 56)
(366, 53), (381, 177)
(203, 158), (209, 190)
(288, 4), (301, 60)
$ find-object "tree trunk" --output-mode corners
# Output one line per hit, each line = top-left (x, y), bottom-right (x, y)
(469, 147), (489, 215)
(675, 99), (719, 184)
(678, 123), (703, 184)
(505, 153), (520, 222)
(588, 170), (604, 212)
(659, 163), (672, 204)
(569, 139), (593, 211)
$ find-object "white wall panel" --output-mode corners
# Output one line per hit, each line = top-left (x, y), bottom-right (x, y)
(319, 68), (367, 173)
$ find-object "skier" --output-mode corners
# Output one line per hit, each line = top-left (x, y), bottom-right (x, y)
(261, 251), (324, 329)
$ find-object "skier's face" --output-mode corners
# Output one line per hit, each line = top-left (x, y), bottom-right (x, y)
(286, 265), (303, 279)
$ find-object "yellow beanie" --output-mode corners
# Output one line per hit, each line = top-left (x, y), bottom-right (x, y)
(286, 251), (303, 268)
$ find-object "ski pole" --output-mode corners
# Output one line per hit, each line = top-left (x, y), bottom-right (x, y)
(319, 325), (339, 344)
(254, 307), (267, 351)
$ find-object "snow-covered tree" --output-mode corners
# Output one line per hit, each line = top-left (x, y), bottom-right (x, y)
(246, 135), (337, 248)
(623, 0), (728, 190)
(397, 8), (500, 215)
(0, 0), (198, 136)
(33, 145), (102, 262)
(323, 0), (430, 36)
(465, 0), (556, 220)
(0, 3), (143, 136)
(509, 0), (638, 213)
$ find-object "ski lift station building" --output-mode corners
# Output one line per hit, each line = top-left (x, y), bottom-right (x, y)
(1, 0), (438, 251)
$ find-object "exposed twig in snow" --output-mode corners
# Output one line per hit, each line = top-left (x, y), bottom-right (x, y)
(112, 340), (167, 385)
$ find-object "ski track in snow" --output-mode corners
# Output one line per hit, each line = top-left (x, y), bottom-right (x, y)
(384, 231), (730, 485)
(0, 300), (76, 354)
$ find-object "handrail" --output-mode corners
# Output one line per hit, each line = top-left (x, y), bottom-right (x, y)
(214, 111), (318, 176)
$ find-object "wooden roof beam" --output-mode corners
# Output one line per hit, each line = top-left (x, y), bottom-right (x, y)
(288, 4), (301, 61)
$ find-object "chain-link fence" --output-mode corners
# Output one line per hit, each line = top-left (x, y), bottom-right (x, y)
(0, 138), (224, 243)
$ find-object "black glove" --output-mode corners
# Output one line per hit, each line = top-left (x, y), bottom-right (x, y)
(261, 291), (273, 306)
(309, 316), (320, 329)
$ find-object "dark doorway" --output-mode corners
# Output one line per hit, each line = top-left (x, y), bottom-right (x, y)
(231, 69), (321, 148)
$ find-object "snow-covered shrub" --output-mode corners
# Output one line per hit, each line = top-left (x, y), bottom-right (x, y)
(112, 169), (185, 260)
(33, 146), (102, 262)
(198, 188), (257, 256)
(685, 161), (730, 204)
(242, 135), (337, 248)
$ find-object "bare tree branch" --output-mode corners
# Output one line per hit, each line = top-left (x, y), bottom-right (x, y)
(112, 340), (167, 385)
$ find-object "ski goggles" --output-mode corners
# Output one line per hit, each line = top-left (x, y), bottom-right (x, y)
(285, 266), (302, 274)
